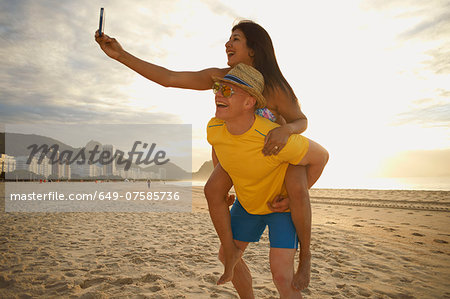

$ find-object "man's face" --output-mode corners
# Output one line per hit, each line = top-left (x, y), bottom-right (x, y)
(214, 82), (251, 121)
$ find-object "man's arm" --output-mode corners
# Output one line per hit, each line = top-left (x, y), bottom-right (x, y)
(212, 147), (219, 167)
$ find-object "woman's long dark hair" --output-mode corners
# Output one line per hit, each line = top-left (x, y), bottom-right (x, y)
(232, 20), (297, 101)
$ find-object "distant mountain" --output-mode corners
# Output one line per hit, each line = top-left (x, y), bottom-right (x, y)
(143, 162), (191, 180)
(1, 132), (212, 180)
(2, 132), (76, 157)
(192, 160), (213, 181)
(83, 140), (104, 161)
(85, 140), (103, 152)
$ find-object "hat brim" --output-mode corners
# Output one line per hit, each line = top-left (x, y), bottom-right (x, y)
(212, 76), (266, 109)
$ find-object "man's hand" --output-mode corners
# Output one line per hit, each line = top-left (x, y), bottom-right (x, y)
(267, 195), (290, 212)
(226, 194), (235, 206)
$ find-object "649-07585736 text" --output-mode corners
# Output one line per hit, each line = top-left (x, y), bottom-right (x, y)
(9, 191), (181, 201)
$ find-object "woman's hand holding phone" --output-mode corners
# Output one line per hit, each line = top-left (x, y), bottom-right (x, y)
(95, 31), (124, 61)
(95, 8), (125, 61)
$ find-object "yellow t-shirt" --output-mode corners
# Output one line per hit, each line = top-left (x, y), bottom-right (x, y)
(207, 115), (309, 215)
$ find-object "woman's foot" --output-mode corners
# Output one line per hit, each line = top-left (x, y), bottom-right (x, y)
(217, 246), (243, 285)
(292, 252), (311, 291)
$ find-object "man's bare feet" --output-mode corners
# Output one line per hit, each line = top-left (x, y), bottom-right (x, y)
(217, 246), (243, 285)
(292, 252), (311, 291)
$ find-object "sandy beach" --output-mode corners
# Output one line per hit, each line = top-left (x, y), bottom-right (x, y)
(0, 182), (449, 298)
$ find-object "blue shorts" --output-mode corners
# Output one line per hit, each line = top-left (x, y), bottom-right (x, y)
(230, 200), (298, 249)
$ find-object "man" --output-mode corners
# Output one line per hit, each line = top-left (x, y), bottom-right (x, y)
(207, 63), (328, 298)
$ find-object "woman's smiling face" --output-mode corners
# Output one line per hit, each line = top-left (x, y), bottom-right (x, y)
(225, 29), (254, 67)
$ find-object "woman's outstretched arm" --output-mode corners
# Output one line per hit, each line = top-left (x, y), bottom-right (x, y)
(95, 31), (227, 90)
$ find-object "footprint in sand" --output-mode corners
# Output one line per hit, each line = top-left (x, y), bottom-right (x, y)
(400, 256), (412, 262)
(202, 273), (218, 284)
(357, 287), (372, 297)
(438, 233), (450, 237)
(80, 277), (108, 289)
(331, 271), (344, 278)
(140, 273), (162, 283)
(311, 268), (320, 274)
(367, 249), (384, 256)
(148, 285), (161, 292)
(433, 239), (448, 244)
(78, 291), (108, 299)
(130, 256), (146, 264)
(0, 275), (15, 288)
(412, 233), (425, 237)
(112, 277), (133, 286)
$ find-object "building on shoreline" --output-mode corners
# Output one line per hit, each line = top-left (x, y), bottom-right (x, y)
(1, 154), (16, 173)
(1, 152), (154, 181)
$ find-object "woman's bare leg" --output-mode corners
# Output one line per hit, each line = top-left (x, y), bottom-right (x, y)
(219, 240), (254, 298)
(285, 165), (311, 291)
(204, 163), (242, 285)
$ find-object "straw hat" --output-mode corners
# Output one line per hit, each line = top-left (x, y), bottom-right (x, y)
(213, 63), (266, 109)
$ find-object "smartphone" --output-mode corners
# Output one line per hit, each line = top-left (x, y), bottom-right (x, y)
(99, 8), (105, 36)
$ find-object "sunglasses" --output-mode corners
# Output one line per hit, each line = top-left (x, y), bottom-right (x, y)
(212, 82), (235, 98)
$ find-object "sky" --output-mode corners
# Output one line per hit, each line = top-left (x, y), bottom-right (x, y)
(1, 0), (449, 189)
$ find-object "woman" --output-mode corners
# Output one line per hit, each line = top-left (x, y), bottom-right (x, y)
(95, 20), (313, 291)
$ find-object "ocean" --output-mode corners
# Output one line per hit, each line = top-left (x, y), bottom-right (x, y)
(311, 176), (450, 191)
(189, 177), (450, 191)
